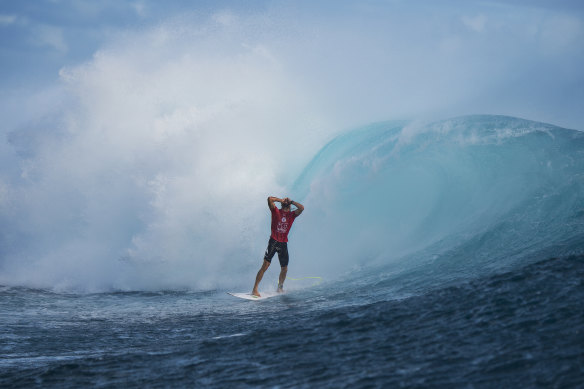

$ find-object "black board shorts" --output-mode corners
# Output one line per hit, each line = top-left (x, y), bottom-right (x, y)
(264, 237), (289, 267)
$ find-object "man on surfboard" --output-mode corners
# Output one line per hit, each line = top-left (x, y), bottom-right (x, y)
(252, 196), (304, 297)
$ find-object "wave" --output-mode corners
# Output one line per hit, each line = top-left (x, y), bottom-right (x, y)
(291, 115), (584, 287)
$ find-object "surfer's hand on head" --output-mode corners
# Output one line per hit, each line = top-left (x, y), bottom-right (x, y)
(251, 195), (303, 297)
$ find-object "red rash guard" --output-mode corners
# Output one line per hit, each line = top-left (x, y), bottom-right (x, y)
(270, 206), (297, 243)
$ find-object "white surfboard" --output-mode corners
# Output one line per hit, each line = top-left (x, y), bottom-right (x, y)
(228, 292), (280, 300)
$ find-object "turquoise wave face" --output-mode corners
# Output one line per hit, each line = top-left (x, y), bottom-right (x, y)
(291, 115), (584, 282)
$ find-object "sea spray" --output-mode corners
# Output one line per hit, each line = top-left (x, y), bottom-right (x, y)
(0, 20), (329, 292)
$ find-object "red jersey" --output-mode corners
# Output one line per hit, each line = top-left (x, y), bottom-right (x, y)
(270, 206), (297, 243)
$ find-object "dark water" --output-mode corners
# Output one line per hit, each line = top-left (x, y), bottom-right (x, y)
(2, 255), (583, 388)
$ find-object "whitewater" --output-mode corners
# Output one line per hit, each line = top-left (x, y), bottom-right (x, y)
(2, 114), (584, 387)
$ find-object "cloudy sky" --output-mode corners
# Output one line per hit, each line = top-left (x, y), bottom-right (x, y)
(1, 0), (583, 129)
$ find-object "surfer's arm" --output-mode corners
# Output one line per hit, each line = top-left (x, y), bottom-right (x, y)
(291, 200), (304, 216)
(267, 196), (283, 210)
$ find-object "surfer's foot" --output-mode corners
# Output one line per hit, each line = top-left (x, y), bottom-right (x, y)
(252, 290), (261, 297)
(277, 284), (284, 293)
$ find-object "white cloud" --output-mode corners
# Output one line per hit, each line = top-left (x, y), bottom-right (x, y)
(33, 25), (68, 53)
(69, 0), (104, 17)
(0, 14), (17, 26)
(132, 1), (147, 18)
(213, 10), (237, 26)
(462, 14), (488, 32)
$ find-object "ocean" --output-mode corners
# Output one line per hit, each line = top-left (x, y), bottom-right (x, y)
(1, 115), (583, 387)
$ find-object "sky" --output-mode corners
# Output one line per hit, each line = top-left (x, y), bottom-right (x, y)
(0, 0), (583, 290)
(0, 0), (583, 128)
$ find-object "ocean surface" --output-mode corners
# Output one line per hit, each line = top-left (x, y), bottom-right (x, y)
(1, 115), (584, 387)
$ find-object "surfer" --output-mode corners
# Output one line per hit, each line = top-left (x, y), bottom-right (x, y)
(252, 196), (304, 297)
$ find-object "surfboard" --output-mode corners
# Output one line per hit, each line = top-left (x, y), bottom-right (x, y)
(228, 292), (280, 300)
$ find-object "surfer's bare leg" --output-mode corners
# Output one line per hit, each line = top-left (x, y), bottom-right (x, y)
(252, 260), (270, 297)
(278, 266), (287, 293)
